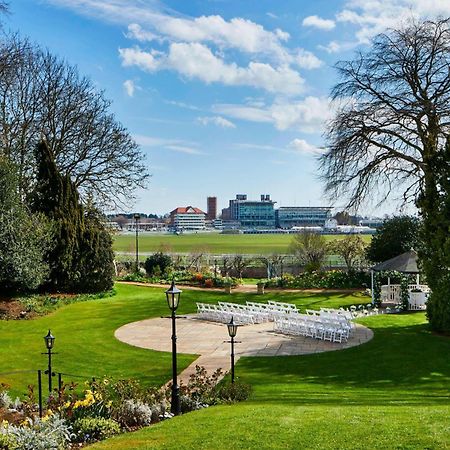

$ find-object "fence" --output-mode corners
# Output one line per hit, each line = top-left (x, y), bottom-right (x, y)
(0, 369), (97, 418)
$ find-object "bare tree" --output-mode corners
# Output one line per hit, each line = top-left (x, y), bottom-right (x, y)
(290, 232), (328, 272)
(328, 235), (367, 271)
(0, 35), (148, 207)
(321, 18), (450, 331)
(259, 254), (286, 279)
(321, 19), (450, 207)
(232, 254), (250, 279)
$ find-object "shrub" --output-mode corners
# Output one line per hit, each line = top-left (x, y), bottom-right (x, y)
(264, 270), (370, 289)
(216, 381), (252, 403)
(7, 415), (72, 450)
(116, 399), (153, 428)
(0, 391), (11, 409)
(0, 430), (16, 450)
(204, 279), (214, 288)
(72, 417), (120, 443)
(144, 253), (172, 276)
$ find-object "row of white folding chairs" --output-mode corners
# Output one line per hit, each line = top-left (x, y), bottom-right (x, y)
(267, 300), (299, 320)
(279, 310), (352, 336)
(274, 315), (349, 343)
(196, 302), (252, 324)
(218, 302), (255, 325)
(245, 302), (272, 323)
(320, 307), (353, 320)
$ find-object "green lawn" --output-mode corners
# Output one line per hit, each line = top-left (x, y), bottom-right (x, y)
(113, 232), (372, 256)
(0, 284), (448, 449)
(0, 285), (364, 395)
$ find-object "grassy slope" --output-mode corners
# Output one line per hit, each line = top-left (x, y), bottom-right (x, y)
(1, 284), (448, 449)
(113, 233), (372, 255)
(90, 292), (449, 449)
(0, 285), (362, 395)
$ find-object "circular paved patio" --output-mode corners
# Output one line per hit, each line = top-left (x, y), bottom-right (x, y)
(115, 316), (373, 383)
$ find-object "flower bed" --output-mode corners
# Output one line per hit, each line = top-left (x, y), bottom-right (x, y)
(0, 367), (251, 448)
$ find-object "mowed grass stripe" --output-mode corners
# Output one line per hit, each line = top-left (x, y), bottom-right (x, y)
(113, 233), (372, 255)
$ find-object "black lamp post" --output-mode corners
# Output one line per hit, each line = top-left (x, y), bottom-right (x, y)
(227, 317), (238, 383)
(134, 213), (140, 273)
(165, 281), (182, 415)
(43, 330), (55, 393)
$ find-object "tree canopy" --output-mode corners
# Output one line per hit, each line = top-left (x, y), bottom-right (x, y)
(322, 18), (450, 331)
(0, 34), (148, 207)
(366, 216), (421, 263)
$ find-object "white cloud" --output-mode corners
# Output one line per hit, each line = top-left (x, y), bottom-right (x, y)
(119, 43), (305, 95)
(295, 49), (323, 69)
(119, 47), (160, 71)
(134, 134), (204, 155)
(214, 96), (332, 132)
(288, 138), (323, 155)
(302, 15), (336, 31)
(164, 145), (204, 155)
(197, 116), (236, 128)
(126, 23), (159, 42)
(165, 100), (201, 111)
(318, 40), (343, 54)
(123, 79), (135, 96)
(329, 0), (450, 49)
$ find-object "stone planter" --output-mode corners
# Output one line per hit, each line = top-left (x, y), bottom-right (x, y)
(257, 283), (265, 295)
(224, 285), (232, 294)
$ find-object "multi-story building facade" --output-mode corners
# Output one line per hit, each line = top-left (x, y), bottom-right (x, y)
(276, 207), (332, 229)
(228, 194), (276, 228)
(206, 196), (217, 220)
(169, 206), (206, 230)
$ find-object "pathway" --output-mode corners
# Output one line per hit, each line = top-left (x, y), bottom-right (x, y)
(115, 316), (373, 384)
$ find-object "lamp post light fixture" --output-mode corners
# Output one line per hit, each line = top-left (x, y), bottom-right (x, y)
(227, 317), (238, 383)
(134, 213), (140, 273)
(165, 280), (182, 415)
(43, 330), (56, 393)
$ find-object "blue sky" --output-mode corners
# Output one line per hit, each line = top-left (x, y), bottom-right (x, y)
(6, 0), (448, 215)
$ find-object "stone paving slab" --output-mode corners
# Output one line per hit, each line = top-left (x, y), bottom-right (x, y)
(115, 315), (373, 384)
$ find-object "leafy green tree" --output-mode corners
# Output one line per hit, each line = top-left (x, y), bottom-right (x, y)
(328, 235), (367, 270)
(366, 216), (421, 263)
(290, 232), (328, 272)
(0, 156), (50, 292)
(417, 137), (450, 331)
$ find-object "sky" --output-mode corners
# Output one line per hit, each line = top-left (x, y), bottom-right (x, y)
(6, 0), (450, 216)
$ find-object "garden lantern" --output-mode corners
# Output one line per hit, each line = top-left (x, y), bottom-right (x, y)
(134, 213), (140, 273)
(165, 280), (182, 311)
(227, 317), (238, 383)
(43, 330), (55, 393)
(165, 281), (182, 415)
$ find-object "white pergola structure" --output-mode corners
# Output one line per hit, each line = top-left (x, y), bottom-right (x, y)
(370, 249), (430, 310)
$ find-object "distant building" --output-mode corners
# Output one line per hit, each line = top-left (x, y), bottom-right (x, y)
(228, 194), (276, 228)
(170, 206), (206, 230)
(276, 207), (332, 229)
(359, 218), (385, 228)
(221, 207), (231, 221)
(206, 196), (217, 220)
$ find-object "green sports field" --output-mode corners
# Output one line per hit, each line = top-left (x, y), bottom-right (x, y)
(113, 232), (372, 255)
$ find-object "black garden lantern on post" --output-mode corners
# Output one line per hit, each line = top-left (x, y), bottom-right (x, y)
(43, 330), (55, 393)
(227, 317), (238, 383)
(165, 280), (182, 415)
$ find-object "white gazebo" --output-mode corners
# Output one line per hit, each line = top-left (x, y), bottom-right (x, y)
(371, 249), (430, 310)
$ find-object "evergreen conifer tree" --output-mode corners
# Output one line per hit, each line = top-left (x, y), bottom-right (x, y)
(32, 141), (114, 292)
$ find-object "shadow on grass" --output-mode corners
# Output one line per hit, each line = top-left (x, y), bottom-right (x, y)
(235, 317), (450, 407)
